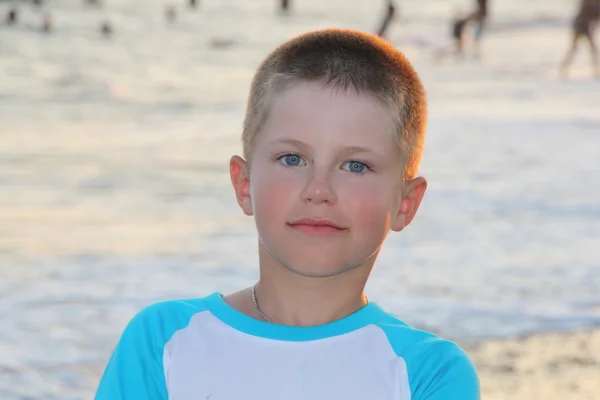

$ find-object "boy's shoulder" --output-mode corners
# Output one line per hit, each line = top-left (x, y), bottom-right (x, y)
(374, 311), (467, 358)
(118, 293), (220, 344)
(136, 295), (214, 317)
(374, 311), (479, 399)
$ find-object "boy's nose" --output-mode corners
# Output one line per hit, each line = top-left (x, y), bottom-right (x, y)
(300, 173), (337, 205)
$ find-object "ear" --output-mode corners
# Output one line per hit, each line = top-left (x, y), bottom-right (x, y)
(230, 155), (254, 216)
(391, 176), (427, 232)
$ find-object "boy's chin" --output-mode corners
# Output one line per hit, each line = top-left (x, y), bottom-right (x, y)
(279, 259), (362, 278)
(258, 241), (376, 278)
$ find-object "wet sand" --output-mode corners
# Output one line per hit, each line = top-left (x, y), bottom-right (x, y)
(466, 329), (600, 400)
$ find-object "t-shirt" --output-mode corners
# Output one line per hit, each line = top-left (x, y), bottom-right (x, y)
(95, 292), (480, 400)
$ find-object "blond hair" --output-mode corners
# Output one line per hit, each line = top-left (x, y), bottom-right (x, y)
(242, 28), (427, 179)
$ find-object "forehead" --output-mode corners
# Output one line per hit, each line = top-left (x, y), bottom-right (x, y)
(257, 81), (399, 154)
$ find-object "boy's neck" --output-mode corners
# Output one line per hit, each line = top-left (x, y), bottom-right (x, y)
(252, 279), (369, 327)
(251, 250), (375, 327)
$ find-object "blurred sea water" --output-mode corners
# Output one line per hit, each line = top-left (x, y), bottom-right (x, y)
(1, 0), (599, 398)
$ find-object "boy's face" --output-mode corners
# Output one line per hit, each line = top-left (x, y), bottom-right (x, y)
(231, 81), (426, 277)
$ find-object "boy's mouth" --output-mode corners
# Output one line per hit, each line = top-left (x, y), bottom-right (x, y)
(287, 218), (347, 236)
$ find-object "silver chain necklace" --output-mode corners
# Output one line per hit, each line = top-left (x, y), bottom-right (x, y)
(252, 284), (273, 323)
(251, 284), (369, 324)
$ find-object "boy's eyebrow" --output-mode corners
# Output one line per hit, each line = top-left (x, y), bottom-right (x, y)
(267, 138), (311, 149)
(268, 139), (378, 156)
(341, 146), (377, 155)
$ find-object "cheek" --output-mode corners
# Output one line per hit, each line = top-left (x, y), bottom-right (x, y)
(250, 167), (300, 217)
(339, 179), (395, 230)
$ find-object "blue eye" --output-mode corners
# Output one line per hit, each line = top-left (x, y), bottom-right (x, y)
(279, 154), (305, 167)
(343, 161), (369, 174)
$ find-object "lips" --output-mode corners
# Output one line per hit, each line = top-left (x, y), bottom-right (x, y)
(287, 218), (347, 236)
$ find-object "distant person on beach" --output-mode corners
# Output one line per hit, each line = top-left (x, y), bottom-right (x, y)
(6, 8), (18, 24)
(41, 13), (52, 32)
(188, 0), (198, 8)
(95, 28), (480, 400)
(469, 0), (488, 51)
(560, 0), (600, 78)
(449, 0), (488, 58)
(165, 5), (177, 22)
(100, 22), (112, 38)
(452, 13), (470, 56)
(280, 0), (290, 13)
(376, 0), (397, 39)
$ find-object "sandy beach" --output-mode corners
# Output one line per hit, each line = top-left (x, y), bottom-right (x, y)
(466, 329), (600, 400)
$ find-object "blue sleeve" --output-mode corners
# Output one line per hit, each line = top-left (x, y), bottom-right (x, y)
(95, 304), (170, 400)
(408, 341), (480, 400)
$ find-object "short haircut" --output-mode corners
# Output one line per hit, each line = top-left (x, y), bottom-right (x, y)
(242, 28), (427, 179)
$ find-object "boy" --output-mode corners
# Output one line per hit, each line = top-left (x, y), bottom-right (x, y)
(95, 28), (480, 400)
(560, 0), (600, 78)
